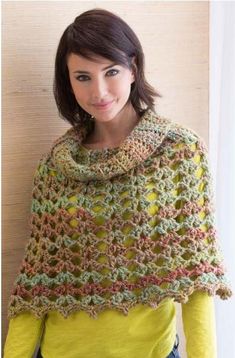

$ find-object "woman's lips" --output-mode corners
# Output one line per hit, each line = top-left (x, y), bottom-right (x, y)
(93, 100), (114, 110)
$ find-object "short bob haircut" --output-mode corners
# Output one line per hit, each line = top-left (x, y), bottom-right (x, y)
(53, 8), (162, 127)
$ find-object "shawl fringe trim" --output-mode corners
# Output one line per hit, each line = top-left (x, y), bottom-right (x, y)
(8, 279), (232, 320)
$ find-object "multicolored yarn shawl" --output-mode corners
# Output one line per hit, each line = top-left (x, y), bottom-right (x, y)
(8, 108), (233, 319)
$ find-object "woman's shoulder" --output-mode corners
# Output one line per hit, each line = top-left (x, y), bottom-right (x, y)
(155, 112), (207, 150)
(35, 127), (77, 169)
(166, 118), (205, 146)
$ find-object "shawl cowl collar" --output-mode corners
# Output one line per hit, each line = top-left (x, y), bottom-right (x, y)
(51, 108), (172, 182)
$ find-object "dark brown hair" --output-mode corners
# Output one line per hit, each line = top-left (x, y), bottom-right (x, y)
(53, 8), (162, 126)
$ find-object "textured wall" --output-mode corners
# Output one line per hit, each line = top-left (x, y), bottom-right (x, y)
(2, 2), (209, 356)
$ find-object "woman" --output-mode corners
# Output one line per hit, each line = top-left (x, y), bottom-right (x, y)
(4, 8), (232, 358)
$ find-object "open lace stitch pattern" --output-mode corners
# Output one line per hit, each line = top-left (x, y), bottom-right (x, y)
(8, 109), (233, 319)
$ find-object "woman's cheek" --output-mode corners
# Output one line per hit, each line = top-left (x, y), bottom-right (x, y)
(115, 81), (127, 95)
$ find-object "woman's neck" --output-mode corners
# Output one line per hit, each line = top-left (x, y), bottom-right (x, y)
(83, 103), (140, 149)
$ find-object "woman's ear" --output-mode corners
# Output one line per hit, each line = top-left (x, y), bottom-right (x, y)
(130, 56), (137, 83)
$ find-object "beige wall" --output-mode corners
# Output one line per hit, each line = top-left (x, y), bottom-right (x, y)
(2, 2), (209, 356)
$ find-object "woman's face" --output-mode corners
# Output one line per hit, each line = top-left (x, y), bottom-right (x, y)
(67, 53), (135, 121)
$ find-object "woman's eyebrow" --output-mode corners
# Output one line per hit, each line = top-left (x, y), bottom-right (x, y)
(73, 63), (117, 74)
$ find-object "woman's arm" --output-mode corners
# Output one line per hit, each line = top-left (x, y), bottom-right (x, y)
(181, 290), (217, 358)
(4, 312), (45, 358)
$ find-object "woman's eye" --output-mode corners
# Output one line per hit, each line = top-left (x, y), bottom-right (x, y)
(76, 69), (119, 82)
(76, 75), (89, 82)
(107, 69), (119, 76)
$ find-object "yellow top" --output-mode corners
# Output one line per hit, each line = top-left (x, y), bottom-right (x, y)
(4, 290), (217, 358)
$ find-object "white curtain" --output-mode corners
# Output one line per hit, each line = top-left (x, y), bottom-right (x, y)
(209, 2), (235, 357)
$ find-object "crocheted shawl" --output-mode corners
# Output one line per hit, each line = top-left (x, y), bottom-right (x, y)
(8, 108), (233, 319)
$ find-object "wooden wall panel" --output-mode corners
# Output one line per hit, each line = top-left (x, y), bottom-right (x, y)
(2, 2), (209, 357)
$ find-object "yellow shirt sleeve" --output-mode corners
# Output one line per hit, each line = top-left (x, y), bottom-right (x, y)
(181, 290), (217, 358)
(4, 312), (45, 358)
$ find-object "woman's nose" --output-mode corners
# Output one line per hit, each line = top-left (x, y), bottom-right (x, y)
(91, 78), (109, 99)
